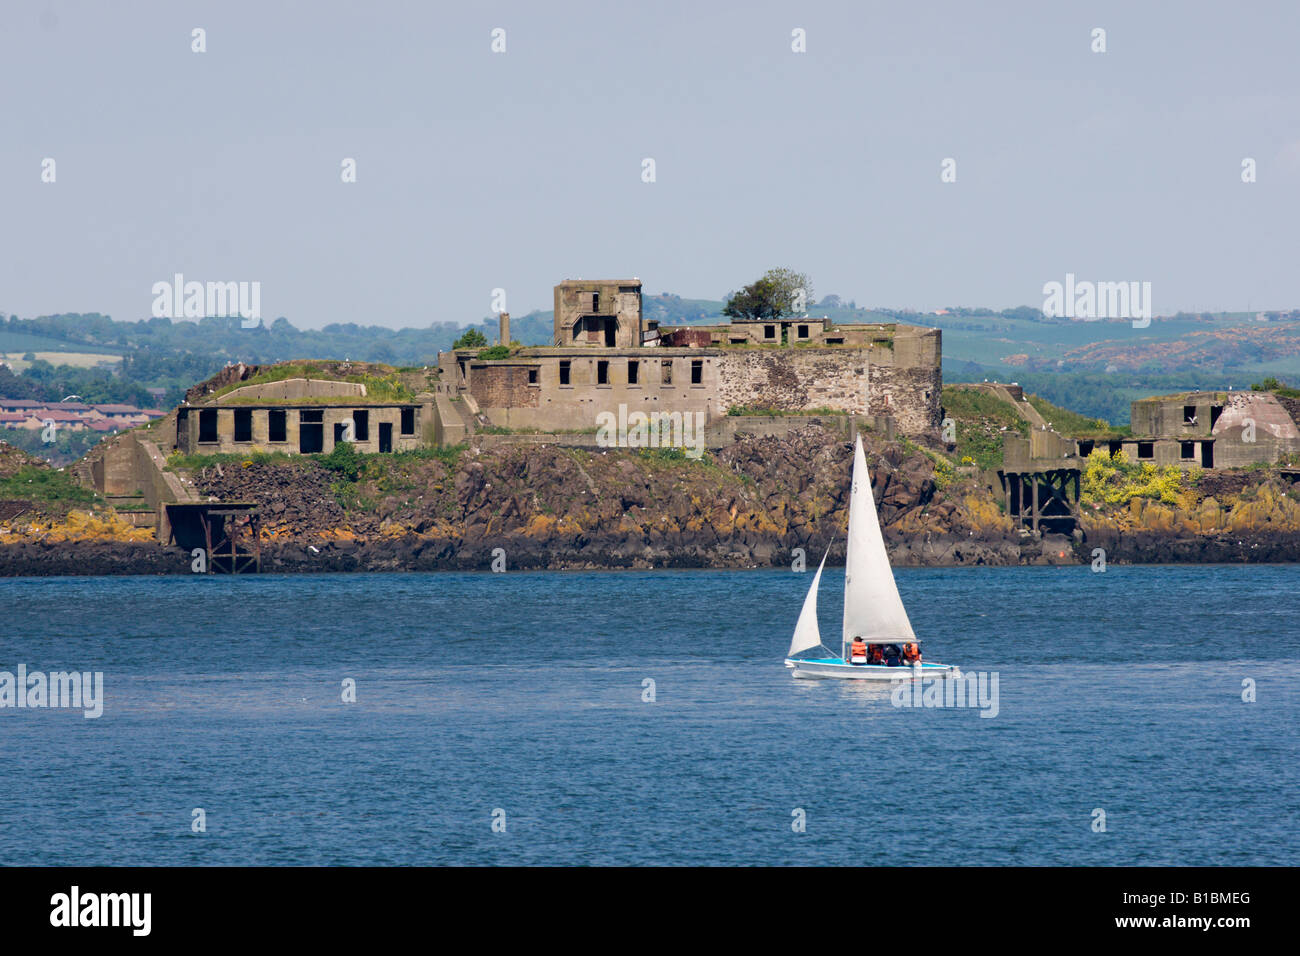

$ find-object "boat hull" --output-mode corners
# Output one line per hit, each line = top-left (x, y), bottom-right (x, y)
(785, 658), (954, 680)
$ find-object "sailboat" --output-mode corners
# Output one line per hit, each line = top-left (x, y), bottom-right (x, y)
(785, 434), (955, 680)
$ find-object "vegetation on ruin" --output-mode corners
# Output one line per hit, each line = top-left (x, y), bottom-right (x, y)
(722, 267), (814, 320)
(1251, 377), (1300, 398)
(207, 362), (417, 404)
(452, 328), (489, 350)
(939, 386), (1029, 471)
(1081, 449), (1191, 506)
(475, 345), (513, 360)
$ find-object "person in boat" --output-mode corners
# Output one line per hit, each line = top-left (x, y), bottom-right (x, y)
(902, 642), (922, 664)
(867, 643), (884, 665)
(883, 643), (902, 666)
(849, 637), (868, 665)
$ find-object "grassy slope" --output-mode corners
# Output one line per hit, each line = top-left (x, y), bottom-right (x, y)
(940, 386), (1028, 470)
(1023, 394), (1127, 437)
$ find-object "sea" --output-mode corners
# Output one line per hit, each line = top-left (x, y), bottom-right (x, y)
(1, 565), (1296, 866)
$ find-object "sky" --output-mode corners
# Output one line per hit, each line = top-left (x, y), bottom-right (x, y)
(2, 0), (1299, 329)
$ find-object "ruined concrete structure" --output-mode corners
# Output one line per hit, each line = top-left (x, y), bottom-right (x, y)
(445, 278), (943, 436)
(162, 278), (943, 469)
(1074, 392), (1300, 470)
(553, 279), (645, 348)
(175, 378), (427, 456)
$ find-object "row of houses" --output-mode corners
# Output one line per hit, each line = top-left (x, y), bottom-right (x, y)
(0, 398), (166, 434)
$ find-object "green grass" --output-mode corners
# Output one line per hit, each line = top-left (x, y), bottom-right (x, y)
(207, 362), (417, 404)
(1024, 394), (1127, 437)
(0, 465), (99, 505)
(940, 386), (1029, 471)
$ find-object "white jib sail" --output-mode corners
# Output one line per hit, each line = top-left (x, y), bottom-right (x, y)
(841, 434), (917, 648)
(787, 548), (829, 657)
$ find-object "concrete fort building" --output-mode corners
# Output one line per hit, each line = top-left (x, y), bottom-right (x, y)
(1073, 391), (1300, 470)
(175, 376), (430, 456)
(442, 278), (943, 437)
(167, 277), (944, 464)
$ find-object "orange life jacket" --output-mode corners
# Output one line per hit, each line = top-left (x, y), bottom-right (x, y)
(902, 643), (921, 662)
(850, 639), (867, 659)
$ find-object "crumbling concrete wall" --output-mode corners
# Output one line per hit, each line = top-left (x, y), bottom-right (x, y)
(469, 365), (540, 409)
(713, 347), (941, 435)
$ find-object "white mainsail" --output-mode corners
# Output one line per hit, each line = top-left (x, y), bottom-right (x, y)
(841, 434), (916, 648)
(787, 548), (829, 658)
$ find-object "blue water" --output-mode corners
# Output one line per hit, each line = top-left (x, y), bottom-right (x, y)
(1, 565), (1297, 865)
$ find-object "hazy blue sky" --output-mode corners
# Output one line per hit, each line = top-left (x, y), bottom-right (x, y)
(3, 0), (1298, 329)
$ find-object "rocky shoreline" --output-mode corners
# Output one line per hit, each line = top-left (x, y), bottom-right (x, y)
(4, 424), (1299, 575)
(4, 528), (1300, 576)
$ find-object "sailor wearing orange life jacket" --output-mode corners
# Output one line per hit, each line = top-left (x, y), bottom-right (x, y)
(849, 637), (868, 665)
(902, 642), (922, 664)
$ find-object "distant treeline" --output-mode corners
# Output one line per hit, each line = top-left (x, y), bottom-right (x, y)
(3, 307), (1279, 428)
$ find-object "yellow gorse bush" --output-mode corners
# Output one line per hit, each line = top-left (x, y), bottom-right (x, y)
(1081, 449), (1187, 506)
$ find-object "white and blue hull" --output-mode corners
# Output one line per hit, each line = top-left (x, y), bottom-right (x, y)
(785, 658), (954, 680)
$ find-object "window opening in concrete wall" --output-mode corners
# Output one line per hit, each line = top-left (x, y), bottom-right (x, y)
(299, 410), (324, 453)
(1180, 441), (1195, 459)
(764, 325), (775, 339)
(597, 360), (609, 384)
(797, 325), (809, 339)
(400, 407), (415, 435)
(1183, 405), (1198, 425)
(269, 409), (287, 442)
(691, 359), (703, 385)
(353, 409), (369, 442)
(234, 408), (253, 442)
(1137, 441), (1154, 459)
(199, 408), (218, 443)
(661, 360), (673, 385)
(1210, 405), (1224, 429)
(627, 360), (639, 384)
(559, 360), (571, 385)
(528, 368), (538, 385)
